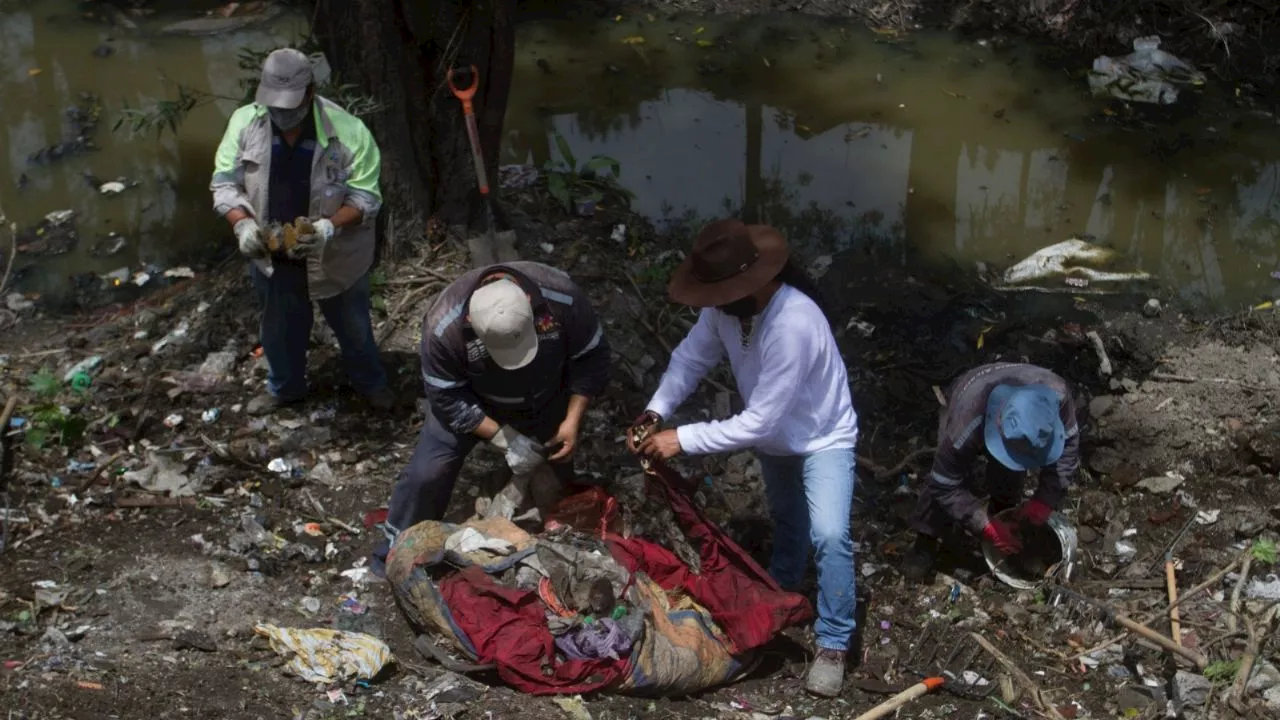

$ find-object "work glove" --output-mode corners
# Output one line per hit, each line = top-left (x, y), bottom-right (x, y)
(234, 218), (267, 258)
(1016, 499), (1054, 526)
(627, 410), (661, 452)
(289, 217), (335, 259)
(490, 425), (545, 475)
(982, 518), (1022, 556)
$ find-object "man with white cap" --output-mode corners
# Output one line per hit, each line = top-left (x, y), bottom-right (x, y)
(901, 362), (1081, 583)
(211, 48), (392, 414)
(381, 262), (609, 544)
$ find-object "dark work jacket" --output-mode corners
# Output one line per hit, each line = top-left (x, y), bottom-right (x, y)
(419, 262), (609, 433)
(928, 362), (1081, 533)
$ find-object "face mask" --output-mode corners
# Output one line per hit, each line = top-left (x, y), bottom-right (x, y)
(718, 296), (759, 319)
(269, 103), (310, 131)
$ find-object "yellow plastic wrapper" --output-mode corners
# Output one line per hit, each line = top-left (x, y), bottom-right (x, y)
(254, 624), (394, 684)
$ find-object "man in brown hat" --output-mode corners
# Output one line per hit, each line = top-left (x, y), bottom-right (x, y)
(628, 219), (860, 697)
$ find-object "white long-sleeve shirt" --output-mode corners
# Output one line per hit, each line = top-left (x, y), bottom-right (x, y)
(646, 284), (858, 457)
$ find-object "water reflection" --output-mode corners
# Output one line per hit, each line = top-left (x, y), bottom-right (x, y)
(0, 1), (306, 300)
(506, 14), (1280, 307)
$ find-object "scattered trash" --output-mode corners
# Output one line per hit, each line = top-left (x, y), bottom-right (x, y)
(540, 242), (555, 254)
(1088, 36), (1205, 105)
(267, 458), (293, 474)
(123, 451), (201, 497)
(164, 266), (195, 279)
(253, 624), (393, 685)
(201, 408), (221, 424)
(1245, 574), (1280, 601)
(610, 224), (626, 243)
(574, 199), (596, 217)
(163, 414), (184, 428)
(1115, 541), (1138, 562)
(498, 164), (539, 190)
(1136, 471), (1186, 494)
(553, 695), (593, 720)
(62, 356), (103, 383)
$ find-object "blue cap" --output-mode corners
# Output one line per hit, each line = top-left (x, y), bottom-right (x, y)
(984, 383), (1065, 471)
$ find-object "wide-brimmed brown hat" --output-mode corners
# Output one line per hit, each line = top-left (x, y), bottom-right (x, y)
(667, 219), (790, 307)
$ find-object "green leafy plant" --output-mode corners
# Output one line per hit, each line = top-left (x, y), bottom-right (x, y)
(542, 129), (634, 212)
(23, 368), (89, 450)
(1252, 538), (1278, 565)
(1204, 659), (1241, 685)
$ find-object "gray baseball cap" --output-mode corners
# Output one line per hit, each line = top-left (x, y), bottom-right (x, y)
(256, 48), (313, 109)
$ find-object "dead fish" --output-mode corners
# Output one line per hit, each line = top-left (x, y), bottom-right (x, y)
(1000, 237), (1152, 287)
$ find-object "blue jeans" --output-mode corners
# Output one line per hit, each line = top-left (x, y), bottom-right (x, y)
(758, 447), (857, 651)
(250, 262), (387, 401)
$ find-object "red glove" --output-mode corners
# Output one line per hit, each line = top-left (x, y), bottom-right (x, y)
(982, 519), (1022, 556)
(1017, 499), (1053, 526)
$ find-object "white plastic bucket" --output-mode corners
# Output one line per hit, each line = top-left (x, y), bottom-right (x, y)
(981, 508), (1079, 590)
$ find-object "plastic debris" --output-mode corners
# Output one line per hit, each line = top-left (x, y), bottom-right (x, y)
(610, 224), (626, 243)
(1088, 36), (1205, 105)
(498, 164), (539, 190)
(201, 408), (221, 424)
(164, 266), (195, 279)
(1246, 574), (1280, 601)
(163, 414), (183, 428)
(253, 624), (393, 684)
(123, 451), (200, 497)
(62, 356), (103, 383)
(267, 458), (292, 474)
(1115, 540), (1138, 561)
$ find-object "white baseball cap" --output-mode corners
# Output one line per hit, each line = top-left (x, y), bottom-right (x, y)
(469, 279), (537, 369)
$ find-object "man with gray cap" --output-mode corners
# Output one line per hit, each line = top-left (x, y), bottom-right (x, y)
(902, 362), (1080, 583)
(211, 48), (392, 414)
(379, 262), (609, 549)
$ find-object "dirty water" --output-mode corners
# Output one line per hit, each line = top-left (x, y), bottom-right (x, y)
(0, 0), (308, 302)
(509, 15), (1280, 308)
(2, 5), (1279, 309)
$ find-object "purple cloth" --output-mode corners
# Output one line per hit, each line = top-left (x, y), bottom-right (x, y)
(554, 619), (632, 661)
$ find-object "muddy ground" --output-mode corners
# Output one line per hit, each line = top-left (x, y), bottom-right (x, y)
(2, 169), (1280, 720)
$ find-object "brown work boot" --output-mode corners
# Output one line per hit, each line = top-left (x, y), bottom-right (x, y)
(806, 648), (846, 697)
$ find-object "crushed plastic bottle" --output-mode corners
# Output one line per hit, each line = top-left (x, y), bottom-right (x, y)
(63, 356), (103, 383)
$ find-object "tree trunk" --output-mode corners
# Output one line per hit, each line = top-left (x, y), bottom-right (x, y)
(309, 0), (515, 260)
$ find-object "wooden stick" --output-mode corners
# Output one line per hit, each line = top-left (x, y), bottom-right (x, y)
(970, 632), (1068, 720)
(1229, 553), (1252, 635)
(1165, 559), (1183, 647)
(75, 451), (124, 494)
(852, 677), (945, 720)
(1071, 550), (1248, 661)
(1231, 603), (1279, 713)
(1112, 612), (1208, 669)
(0, 395), (18, 431)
